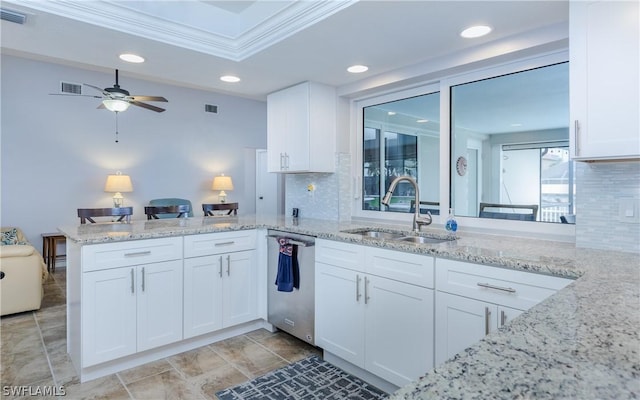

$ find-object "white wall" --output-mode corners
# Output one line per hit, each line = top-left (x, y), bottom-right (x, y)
(0, 55), (267, 247)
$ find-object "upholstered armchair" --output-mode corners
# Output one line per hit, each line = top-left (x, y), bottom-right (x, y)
(0, 227), (48, 316)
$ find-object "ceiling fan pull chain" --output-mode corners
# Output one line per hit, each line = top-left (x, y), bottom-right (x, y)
(115, 111), (119, 143)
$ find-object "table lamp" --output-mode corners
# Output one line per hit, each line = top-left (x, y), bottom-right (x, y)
(212, 174), (233, 203)
(104, 171), (133, 207)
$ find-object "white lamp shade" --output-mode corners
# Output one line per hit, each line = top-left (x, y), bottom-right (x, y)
(212, 175), (234, 191)
(104, 173), (133, 193)
(102, 99), (130, 112)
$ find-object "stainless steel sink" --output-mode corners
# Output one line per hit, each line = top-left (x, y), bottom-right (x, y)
(359, 231), (405, 240)
(341, 228), (455, 244)
(395, 236), (454, 244)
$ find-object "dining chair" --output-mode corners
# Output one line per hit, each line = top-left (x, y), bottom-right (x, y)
(148, 198), (194, 218)
(144, 205), (191, 220)
(77, 207), (133, 224)
(409, 200), (440, 216)
(478, 203), (538, 221)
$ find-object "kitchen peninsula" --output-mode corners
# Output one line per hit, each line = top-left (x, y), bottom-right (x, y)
(58, 216), (639, 398)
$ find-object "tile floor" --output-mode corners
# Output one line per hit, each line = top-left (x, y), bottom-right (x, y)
(1, 267), (321, 399)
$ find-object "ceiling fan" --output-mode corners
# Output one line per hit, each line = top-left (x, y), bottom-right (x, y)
(53, 69), (168, 113)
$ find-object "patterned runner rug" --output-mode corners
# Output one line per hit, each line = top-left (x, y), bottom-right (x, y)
(216, 355), (389, 400)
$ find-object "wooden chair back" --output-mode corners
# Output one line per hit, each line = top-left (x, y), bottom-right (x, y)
(478, 203), (538, 221)
(77, 207), (133, 224)
(144, 205), (190, 220)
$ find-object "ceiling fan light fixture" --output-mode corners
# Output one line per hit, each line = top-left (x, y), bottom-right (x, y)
(103, 99), (130, 112)
(119, 53), (145, 63)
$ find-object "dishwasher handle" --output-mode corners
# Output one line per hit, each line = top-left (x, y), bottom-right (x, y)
(266, 235), (315, 247)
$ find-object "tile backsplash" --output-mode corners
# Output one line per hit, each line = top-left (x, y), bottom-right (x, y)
(285, 153), (351, 221)
(575, 161), (640, 253)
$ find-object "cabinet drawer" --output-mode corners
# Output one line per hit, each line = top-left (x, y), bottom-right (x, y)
(184, 230), (256, 258)
(82, 237), (182, 272)
(435, 258), (572, 310)
(366, 247), (434, 288)
(315, 239), (365, 272)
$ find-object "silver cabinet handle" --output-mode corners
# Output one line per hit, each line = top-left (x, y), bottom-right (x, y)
(219, 256), (223, 278)
(485, 307), (491, 335)
(215, 241), (235, 246)
(280, 153), (285, 170)
(356, 274), (361, 302)
(285, 153), (290, 170)
(364, 276), (370, 304)
(500, 310), (507, 327)
(125, 251), (151, 257)
(574, 119), (580, 157)
(226, 255), (231, 276)
(141, 267), (145, 292)
(477, 282), (516, 293)
(130, 268), (134, 294)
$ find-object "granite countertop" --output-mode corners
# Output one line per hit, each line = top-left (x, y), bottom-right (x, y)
(58, 216), (640, 398)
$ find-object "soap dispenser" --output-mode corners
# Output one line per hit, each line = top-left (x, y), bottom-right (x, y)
(445, 208), (458, 234)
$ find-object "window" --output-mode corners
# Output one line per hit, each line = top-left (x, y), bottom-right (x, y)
(361, 92), (440, 215)
(450, 62), (572, 223)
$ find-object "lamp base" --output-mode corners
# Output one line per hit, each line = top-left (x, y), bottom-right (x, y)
(219, 190), (227, 203)
(113, 192), (124, 208)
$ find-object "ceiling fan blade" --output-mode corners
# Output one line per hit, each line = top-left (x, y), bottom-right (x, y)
(129, 95), (168, 102)
(49, 93), (103, 98)
(97, 103), (106, 109)
(129, 100), (166, 113)
(83, 83), (110, 97)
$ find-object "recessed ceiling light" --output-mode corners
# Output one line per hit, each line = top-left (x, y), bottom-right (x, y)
(119, 53), (145, 63)
(460, 25), (492, 39)
(220, 75), (241, 83)
(416, 119), (429, 123)
(347, 65), (369, 73)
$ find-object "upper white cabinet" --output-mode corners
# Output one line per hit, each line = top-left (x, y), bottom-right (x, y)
(267, 81), (336, 173)
(570, 1), (640, 160)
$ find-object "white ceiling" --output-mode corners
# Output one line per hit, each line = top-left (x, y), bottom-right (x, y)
(0, 1), (569, 101)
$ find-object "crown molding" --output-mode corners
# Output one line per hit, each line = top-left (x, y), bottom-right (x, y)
(11, 0), (356, 61)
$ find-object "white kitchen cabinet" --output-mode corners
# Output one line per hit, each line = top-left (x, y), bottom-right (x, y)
(570, 1), (640, 160)
(267, 81), (336, 173)
(434, 292), (522, 365)
(315, 263), (365, 366)
(82, 259), (183, 366)
(364, 274), (433, 386)
(81, 238), (183, 367)
(82, 266), (137, 366)
(315, 239), (434, 387)
(183, 231), (257, 339)
(434, 258), (571, 366)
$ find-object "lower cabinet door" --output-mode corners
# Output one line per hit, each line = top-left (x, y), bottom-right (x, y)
(82, 267), (137, 367)
(365, 276), (434, 387)
(137, 260), (183, 352)
(184, 255), (223, 339)
(315, 262), (365, 367)
(223, 250), (257, 327)
(434, 291), (497, 366)
(498, 305), (523, 328)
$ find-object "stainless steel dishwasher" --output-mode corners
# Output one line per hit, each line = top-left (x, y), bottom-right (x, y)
(267, 230), (315, 345)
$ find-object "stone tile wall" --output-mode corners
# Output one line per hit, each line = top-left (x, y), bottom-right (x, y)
(284, 154), (351, 222)
(575, 161), (640, 253)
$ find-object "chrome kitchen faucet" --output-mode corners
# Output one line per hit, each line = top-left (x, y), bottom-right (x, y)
(381, 175), (433, 233)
